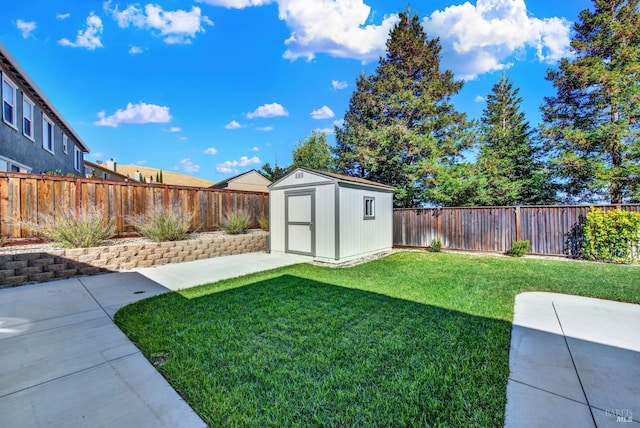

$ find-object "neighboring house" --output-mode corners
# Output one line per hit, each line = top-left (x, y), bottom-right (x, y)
(0, 42), (89, 175)
(210, 169), (271, 193)
(107, 163), (215, 187)
(84, 160), (136, 182)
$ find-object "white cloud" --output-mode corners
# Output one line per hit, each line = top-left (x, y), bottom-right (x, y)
(16, 19), (37, 39)
(175, 158), (200, 173)
(136, 159), (147, 165)
(247, 102), (288, 119)
(198, 0), (397, 61)
(216, 156), (261, 173)
(59, 12), (103, 50)
(224, 120), (242, 129)
(204, 147), (218, 155)
(256, 126), (273, 132)
(316, 127), (334, 135)
(332, 79), (348, 90)
(474, 95), (486, 103)
(333, 119), (345, 128)
(161, 126), (181, 132)
(129, 45), (143, 55)
(94, 102), (172, 127)
(88, 152), (104, 159)
(249, 146), (259, 151)
(106, 3), (213, 44)
(423, 0), (572, 80)
(179, 136), (188, 140)
(311, 105), (334, 120)
(56, 13), (70, 20)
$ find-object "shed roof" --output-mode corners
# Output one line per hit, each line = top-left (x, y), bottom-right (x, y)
(210, 169), (270, 190)
(270, 167), (395, 191)
(0, 42), (89, 153)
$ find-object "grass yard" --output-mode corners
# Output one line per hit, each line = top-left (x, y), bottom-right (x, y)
(115, 252), (640, 427)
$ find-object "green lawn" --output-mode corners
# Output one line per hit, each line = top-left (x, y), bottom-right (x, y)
(115, 252), (640, 427)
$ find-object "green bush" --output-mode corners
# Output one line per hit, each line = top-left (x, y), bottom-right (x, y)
(509, 240), (530, 257)
(223, 210), (251, 235)
(429, 239), (443, 252)
(582, 208), (640, 263)
(128, 207), (193, 242)
(24, 207), (115, 248)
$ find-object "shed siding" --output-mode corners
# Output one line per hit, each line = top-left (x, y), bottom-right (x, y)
(338, 186), (393, 259)
(269, 189), (286, 253)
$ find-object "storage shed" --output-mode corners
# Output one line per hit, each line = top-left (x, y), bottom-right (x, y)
(269, 167), (394, 262)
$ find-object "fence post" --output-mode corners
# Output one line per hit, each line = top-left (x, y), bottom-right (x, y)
(164, 184), (169, 212)
(75, 177), (81, 216)
(515, 206), (521, 242)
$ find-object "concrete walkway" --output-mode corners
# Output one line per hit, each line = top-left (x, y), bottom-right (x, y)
(0, 252), (307, 428)
(505, 292), (640, 427)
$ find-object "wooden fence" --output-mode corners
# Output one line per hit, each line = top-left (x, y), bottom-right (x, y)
(0, 172), (269, 240)
(393, 204), (640, 256)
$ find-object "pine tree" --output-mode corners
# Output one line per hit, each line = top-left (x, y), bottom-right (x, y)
(476, 75), (555, 206)
(334, 8), (472, 207)
(261, 162), (292, 182)
(159, 170), (163, 183)
(292, 130), (333, 171)
(541, 0), (640, 203)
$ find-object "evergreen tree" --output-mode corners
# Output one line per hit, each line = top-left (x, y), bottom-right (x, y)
(159, 170), (163, 183)
(261, 162), (292, 182)
(292, 130), (333, 171)
(334, 8), (472, 207)
(476, 75), (555, 206)
(541, 0), (640, 203)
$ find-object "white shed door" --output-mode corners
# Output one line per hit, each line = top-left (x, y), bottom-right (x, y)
(285, 190), (315, 256)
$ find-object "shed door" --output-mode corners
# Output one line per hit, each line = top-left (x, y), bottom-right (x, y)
(285, 190), (315, 256)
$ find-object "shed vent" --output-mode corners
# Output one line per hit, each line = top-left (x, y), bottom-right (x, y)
(295, 172), (304, 179)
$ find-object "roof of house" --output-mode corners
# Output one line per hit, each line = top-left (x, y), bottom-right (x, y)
(270, 167), (395, 190)
(0, 42), (89, 153)
(209, 169), (271, 189)
(114, 164), (215, 187)
(84, 161), (134, 181)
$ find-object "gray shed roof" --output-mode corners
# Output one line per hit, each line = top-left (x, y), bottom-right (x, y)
(270, 167), (395, 191)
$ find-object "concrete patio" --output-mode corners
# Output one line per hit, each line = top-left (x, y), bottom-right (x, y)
(505, 292), (640, 427)
(0, 252), (307, 428)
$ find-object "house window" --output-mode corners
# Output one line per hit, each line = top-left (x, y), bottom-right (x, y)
(364, 196), (375, 219)
(23, 96), (34, 140)
(63, 134), (68, 154)
(42, 114), (54, 154)
(2, 75), (18, 129)
(0, 155), (31, 173)
(74, 146), (82, 172)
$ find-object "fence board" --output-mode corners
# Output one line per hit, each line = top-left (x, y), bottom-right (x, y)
(0, 173), (269, 241)
(394, 204), (640, 257)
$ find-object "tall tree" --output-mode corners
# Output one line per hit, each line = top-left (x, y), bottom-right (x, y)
(541, 0), (640, 203)
(261, 162), (292, 182)
(476, 75), (556, 206)
(292, 130), (333, 171)
(334, 9), (472, 207)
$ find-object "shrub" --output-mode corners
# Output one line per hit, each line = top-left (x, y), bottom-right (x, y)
(581, 208), (640, 263)
(223, 210), (251, 235)
(258, 217), (269, 231)
(429, 239), (443, 252)
(24, 207), (115, 248)
(509, 240), (530, 257)
(128, 207), (193, 242)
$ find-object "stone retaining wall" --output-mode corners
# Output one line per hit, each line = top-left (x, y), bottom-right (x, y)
(0, 232), (267, 288)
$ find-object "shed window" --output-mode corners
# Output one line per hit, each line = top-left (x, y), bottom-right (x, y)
(2, 75), (17, 129)
(364, 196), (375, 219)
(23, 96), (34, 140)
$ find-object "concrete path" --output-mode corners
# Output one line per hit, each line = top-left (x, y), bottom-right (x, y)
(0, 252), (307, 428)
(505, 292), (640, 427)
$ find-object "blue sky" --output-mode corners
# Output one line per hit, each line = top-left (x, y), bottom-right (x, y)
(2, 0), (592, 182)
